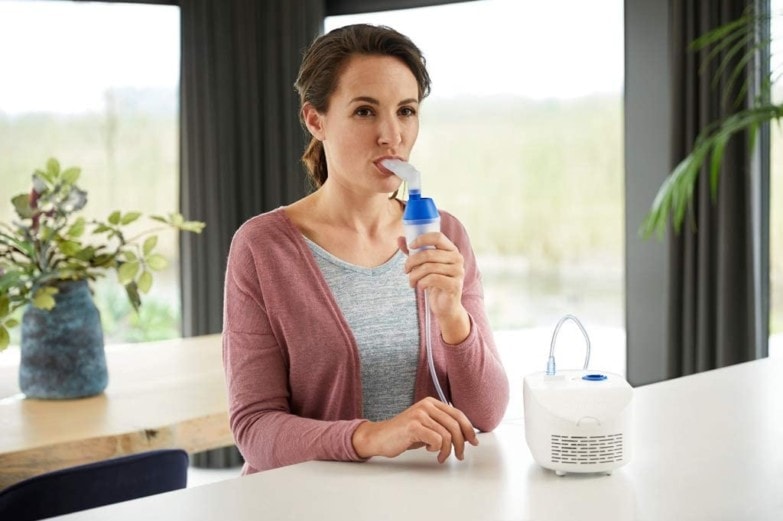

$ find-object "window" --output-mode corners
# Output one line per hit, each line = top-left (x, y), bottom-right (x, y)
(326, 0), (626, 384)
(771, 0), (782, 356)
(0, 1), (181, 343)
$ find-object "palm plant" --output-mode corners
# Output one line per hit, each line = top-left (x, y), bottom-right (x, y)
(641, 6), (782, 239)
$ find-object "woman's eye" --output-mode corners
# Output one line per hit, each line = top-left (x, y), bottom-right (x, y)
(355, 107), (374, 117)
(399, 107), (417, 117)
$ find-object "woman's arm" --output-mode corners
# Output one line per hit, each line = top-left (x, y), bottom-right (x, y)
(222, 227), (366, 472)
(223, 330), (367, 471)
(402, 213), (510, 432)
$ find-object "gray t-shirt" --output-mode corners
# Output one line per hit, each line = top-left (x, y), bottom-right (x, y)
(304, 237), (419, 422)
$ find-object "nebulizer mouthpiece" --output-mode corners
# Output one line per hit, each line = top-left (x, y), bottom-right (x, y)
(382, 158), (422, 195)
(381, 159), (447, 404)
(381, 159), (440, 254)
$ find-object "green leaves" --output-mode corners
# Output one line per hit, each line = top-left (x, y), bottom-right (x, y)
(0, 296), (10, 350)
(152, 212), (206, 233)
(46, 158), (61, 178)
(179, 221), (206, 233)
(0, 326), (9, 351)
(116, 234), (167, 293)
(118, 261), (140, 285)
(107, 211), (141, 227)
(143, 236), (157, 256)
(0, 290), (19, 350)
(145, 255), (167, 271)
(120, 212), (141, 225)
(640, 7), (781, 240)
(32, 286), (58, 310)
(12, 194), (33, 219)
(59, 240), (82, 257)
(1, 158), (207, 337)
(61, 167), (81, 185)
(640, 104), (783, 239)
(0, 270), (25, 294)
(137, 270), (153, 294)
(66, 217), (86, 238)
(125, 281), (142, 311)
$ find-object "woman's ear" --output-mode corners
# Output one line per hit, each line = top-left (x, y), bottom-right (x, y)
(302, 102), (325, 141)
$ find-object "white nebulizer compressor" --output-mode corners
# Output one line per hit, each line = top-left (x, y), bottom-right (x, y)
(523, 315), (633, 476)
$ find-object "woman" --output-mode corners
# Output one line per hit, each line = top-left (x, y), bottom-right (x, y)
(223, 23), (509, 474)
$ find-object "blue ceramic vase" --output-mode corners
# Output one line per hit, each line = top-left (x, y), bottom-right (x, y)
(20, 279), (108, 399)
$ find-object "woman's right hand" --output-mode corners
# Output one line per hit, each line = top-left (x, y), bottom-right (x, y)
(351, 397), (479, 463)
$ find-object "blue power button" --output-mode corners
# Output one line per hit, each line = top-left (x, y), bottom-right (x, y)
(583, 373), (608, 381)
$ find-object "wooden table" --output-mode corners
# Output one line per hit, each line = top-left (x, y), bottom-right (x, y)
(0, 334), (232, 489)
(50, 356), (783, 521)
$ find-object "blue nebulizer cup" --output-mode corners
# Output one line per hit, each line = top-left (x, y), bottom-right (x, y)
(403, 192), (440, 253)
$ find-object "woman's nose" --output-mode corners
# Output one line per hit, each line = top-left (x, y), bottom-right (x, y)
(377, 116), (402, 147)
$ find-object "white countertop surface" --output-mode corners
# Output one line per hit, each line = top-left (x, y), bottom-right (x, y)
(52, 356), (783, 521)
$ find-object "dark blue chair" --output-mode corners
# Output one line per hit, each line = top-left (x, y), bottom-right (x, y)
(0, 449), (189, 520)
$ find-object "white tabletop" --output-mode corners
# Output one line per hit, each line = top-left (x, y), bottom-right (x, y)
(51, 356), (783, 520)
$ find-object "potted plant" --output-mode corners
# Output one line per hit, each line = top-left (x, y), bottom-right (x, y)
(0, 158), (205, 398)
(641, 6), (782, 238)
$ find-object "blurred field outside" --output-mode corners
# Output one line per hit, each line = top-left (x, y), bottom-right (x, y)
(771, 84), (783, 336)
(2, 87), (782, 347)
(415, 95), (625, 333)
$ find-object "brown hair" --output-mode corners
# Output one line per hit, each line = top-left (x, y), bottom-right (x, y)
(294, 24), (431, 189)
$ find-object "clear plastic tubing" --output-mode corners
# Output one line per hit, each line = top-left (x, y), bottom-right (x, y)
(381, 159), (448, 403)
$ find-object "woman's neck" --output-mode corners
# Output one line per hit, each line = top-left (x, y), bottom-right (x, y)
(285, 182), (403, 268)
(312, 181), (401, 238)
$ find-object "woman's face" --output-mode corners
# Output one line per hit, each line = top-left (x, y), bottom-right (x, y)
(303, 54), (420, 196)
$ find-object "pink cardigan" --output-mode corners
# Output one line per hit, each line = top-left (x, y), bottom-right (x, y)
(222, 207), (509, 473)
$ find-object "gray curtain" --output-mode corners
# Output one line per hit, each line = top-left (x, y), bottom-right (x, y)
(179, 0), (323, 467)
(667, 0), (769, 377)
(179, 0), (322, 339)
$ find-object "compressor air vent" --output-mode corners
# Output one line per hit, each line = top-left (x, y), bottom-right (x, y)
(550, 433), (623, 465)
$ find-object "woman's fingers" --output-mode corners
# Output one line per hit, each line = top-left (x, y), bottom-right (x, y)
(352, 398), (477, 464)
(405, 251), (461, 276)
(415, 398), (477, 462)
(396, 236), (410, 255)
(430, 398), (478, 446)
(404, 243), (459, 268)
(412, 408), (458, 462)
(407, 232), (456, 252)
(404, 250), (464, 290)
(399, 233), (464, 291)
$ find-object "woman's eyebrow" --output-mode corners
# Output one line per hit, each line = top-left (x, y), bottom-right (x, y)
(348, 96), (419, 106)
(349, 96), (379, 105)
